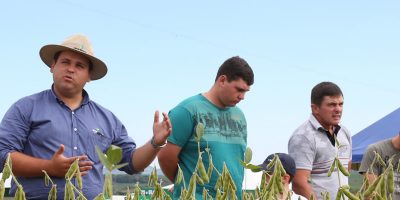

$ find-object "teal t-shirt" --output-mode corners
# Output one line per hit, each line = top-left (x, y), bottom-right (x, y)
(168, 94), (247, 199)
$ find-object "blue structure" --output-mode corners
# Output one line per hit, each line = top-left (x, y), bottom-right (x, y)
(352, 107), (400, 163)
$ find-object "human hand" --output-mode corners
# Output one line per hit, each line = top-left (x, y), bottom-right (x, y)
(49, 144), (94, 177)
(77, 155), (94, 176)
(152, 111), (172, 146)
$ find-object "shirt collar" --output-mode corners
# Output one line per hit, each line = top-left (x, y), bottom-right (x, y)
(50, 84), (90, 106)
(308, 114), (341, 133)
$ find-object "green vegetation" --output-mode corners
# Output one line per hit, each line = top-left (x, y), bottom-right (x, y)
(0, 126), (395, 199)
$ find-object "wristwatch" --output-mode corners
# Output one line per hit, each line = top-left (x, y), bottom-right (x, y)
(151, 136), (167, 149)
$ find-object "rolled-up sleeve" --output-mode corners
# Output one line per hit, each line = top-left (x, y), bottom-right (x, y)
(111, 117), (137, 174)
(0, 100), (31, 170)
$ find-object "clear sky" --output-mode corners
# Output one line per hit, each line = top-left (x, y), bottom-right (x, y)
(1, 0), (400, 166)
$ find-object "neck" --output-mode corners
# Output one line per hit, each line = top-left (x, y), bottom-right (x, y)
(203, 88), (225, 108)
(54, 89), (83, 110)
(313, 114), (334, 134)
(280, 185), (291, 200)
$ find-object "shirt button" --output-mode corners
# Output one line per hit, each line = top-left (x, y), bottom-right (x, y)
(72, 112), (75, 115)
(73, 147), (78, 150)
(74, 128), (77, 132)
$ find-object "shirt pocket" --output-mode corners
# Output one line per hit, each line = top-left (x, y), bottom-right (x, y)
(83, 128), (112, 163)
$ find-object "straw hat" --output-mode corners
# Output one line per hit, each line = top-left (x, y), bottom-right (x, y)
(39, 34), (107, 80)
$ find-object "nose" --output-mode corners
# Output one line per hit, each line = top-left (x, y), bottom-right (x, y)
(238, 93), (245, 100)
(334, 105), (343, 113)
(66, 64), (76, 73)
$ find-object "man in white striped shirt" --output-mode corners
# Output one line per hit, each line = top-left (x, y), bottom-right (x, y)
(288, 82), (352, 200)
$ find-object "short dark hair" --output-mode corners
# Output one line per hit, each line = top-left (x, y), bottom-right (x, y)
(215, 56), (254, 86)
(53, 51), (93, 72)
(311, 82), (343, 105)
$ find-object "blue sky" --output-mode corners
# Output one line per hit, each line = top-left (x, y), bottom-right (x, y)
(1, 0), (400, 166)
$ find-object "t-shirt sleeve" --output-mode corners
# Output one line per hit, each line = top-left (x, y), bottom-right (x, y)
(167, 106), (194, 147)
(343, 126), (353, 160)
(288, 134), (315, 171)
(359, 144), (378, 174)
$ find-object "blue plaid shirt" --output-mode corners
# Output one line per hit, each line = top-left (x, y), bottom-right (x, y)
(0, 86), (137, 199)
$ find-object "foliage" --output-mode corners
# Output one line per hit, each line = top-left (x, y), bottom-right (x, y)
(0, 129), (396, 200)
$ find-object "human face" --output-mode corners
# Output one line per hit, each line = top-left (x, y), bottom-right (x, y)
(264, 173), (290, 186)
(312, 95), (343, 130)
(217, 76), (250, 107)
(51, 50), (91, 98)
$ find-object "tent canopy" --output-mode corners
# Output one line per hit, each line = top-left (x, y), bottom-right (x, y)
(352, 107), (400, 163)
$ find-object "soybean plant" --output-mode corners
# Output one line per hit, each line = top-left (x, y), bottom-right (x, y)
(1, 154), (26, 200)
(95, 145), (128, 200)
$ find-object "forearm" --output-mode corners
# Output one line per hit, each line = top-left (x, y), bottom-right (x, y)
(131, 141), (159, 172)
(10, 152), (51, 177)
(293, 180), (315, 199)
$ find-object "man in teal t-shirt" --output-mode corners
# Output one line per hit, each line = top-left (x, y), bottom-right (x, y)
(158, 56), (254, 199)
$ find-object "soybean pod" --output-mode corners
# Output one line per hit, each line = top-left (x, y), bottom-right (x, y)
(363, 175), (382, 198)
(342, 188), (360, 200)
(327, 158), (337, 177)
(196, 153), (209, 183)
(337, 159), (350, 176)
(387, 164), (395, 193)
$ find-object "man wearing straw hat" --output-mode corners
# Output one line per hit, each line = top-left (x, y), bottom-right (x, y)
(0, 34), (172, 199)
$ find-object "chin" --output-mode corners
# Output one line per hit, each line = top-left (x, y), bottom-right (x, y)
(229, 103), (238, 107)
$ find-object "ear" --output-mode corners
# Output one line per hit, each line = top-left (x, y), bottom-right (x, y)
(216, 75), (227, 85)
(282, 174), (291, 184)
(50, 62), (55, 73)
(311, 104), (318, 114)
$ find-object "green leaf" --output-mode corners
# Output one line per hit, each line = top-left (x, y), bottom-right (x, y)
(106, 145), (123, 165)
(239, 160), (248, 168)
(244, 147), (252, 163)
(95, 146), (112, 170)
(113, 163), (128, 170)
(247, 164), (262, 172)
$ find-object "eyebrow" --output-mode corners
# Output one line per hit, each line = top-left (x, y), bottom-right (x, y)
(236, 86), (250, 92)
(59, 57), (89, 67)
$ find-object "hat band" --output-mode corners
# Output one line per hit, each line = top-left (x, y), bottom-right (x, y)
(72, 47), (88, 54)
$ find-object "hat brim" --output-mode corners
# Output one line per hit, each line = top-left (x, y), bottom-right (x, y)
(258, 163), (272, 172)
(39, 44), (107, 80)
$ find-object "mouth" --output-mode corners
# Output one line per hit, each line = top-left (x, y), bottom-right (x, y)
(63, 75), (73, 82)
(232, 100), (240, 105)
(333, 115), (341, 120)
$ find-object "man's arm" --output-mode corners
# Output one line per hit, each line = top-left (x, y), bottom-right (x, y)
(131, 111), (172, 172)
(292, 169), (316, 199)
(348, 160), (352, 171)
(10, 144), (93, 178)
(158, 142), (182, 182)
(365, 172), (377, 184)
